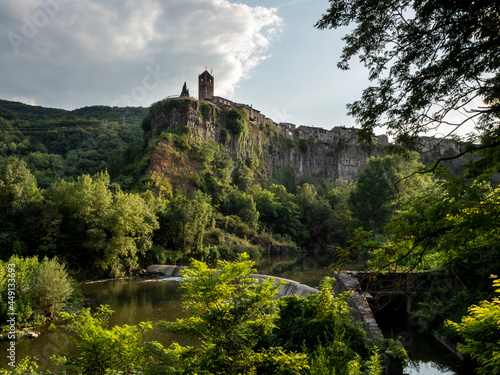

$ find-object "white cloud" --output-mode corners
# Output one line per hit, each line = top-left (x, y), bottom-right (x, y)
(0, 0), (282, 108)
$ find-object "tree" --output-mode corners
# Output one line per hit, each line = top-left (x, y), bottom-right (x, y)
(154, 192), (213, 255)
(0, 156), (40, 215)
(0, 256), (75, 324)
(348, 153), (433, 234)
(294, 183), (335, 244)
(55, 305), (153, 375)
(371, 178), (500, 275)
(45, 172), (158, 276)
(31, 257), (73, 318)
(348, 156), (398, 233)
(448, 277), (500, 375)
(180, 82), (190, 97)
(316, 0), (500, 157)
(222, 188), (259, 230)
(159, 253), (309, 374)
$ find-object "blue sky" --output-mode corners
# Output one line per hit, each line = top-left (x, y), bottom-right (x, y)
(0, 0), (373, 131)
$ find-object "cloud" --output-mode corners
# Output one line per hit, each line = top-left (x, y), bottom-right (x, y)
(0, 0), (282, 108)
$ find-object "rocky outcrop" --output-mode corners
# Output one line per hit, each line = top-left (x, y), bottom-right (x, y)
(145, 98), (381, 184)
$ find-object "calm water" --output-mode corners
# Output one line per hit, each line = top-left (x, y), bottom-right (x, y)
(0, 252), (470, 374)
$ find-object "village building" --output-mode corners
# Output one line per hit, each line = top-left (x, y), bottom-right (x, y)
(194, 70), (451, 150)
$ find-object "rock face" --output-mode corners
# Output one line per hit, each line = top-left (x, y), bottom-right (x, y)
(145, 98), (381, 184)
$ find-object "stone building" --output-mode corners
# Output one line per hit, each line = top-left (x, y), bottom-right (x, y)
(419, 136), (460, 155)
(198, 70), (214, 101)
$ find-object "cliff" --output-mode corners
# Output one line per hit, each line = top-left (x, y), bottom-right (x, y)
(142, 97), (381, 188)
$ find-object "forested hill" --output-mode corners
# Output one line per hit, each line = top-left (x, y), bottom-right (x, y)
(0, 99), (148, 124)
(0, 99), (147, 187)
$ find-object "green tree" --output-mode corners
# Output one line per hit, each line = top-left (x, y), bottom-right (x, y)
(222, 188), (259, 230)
(348, 153), (432, 234)
(0, 256), (39, 323)
(294, 183), (334, 244)
(348, 156), (398, 233)
(45, 172), (158, 276)
(154, 192), (213, 255)
(31, 257), (73, 318)
(316, 0), (499, 155)
(327, 180), (355, 246)
(0, 256), (76, 324)
(160, 254), (309, 374)
(200, 146), (234, 205)
(253, 184), (308, 243)
(448, 277), (500, 375)
(225, 108), (247, 136)
(54, 305), (153, 375)
(0, 357), (39, 375)
(372, 178), (500, 275)
(180, 82), (190, 97)
(0, 156), (40, 215)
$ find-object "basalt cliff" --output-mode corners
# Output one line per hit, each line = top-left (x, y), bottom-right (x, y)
(141, 97), (384, 191)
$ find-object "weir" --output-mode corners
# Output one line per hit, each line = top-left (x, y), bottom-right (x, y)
(146, 265), (384, 339)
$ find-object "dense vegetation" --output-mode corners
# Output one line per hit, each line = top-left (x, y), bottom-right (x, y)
(0, 256), (79, 326)
(317, 1), (500, 373)
(0, 99), (145, 188)
(2, 255), (406, 374)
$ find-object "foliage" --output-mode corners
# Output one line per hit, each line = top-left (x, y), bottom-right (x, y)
(250, 184), (308, 244)
(0, 357), (40, 375)
(198, 142), (234, 205)
(54, 305), (153, 375)
(31, 257), (73, 318)
(0, 156), (40, 215)
(366, 177), (500, 276)
(0, 256), (75, 325)
(275, 277), (367, 351)
(221, 188), (259, 230)
(225, 108), (247, 136)
(41, 172), (158, 277)
(274, 278), (390, 374)
(159, 253), (309, 374)
(316, 0), (499, 153)
(272, 165), (297, 194)
(154, 191), (213, 255)
(180, 82), (190, 97)
(325, 180), (354, 246)
(295, 183), (334, 245)
(447, 276), (500, 375)
(348, 153), (432, 234)
(0, 101), (144, 187)
(296, 138), (309, 153)
(0, 256), (39, 324)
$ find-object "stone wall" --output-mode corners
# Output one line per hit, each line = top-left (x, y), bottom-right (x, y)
(333, 272), (384, 339)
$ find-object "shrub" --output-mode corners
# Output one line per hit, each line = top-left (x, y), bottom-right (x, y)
(225, 108), (246, 136)
(448, 276), (500, 375)
(32, 258), (73, 318)
(0, 256), (76, 325)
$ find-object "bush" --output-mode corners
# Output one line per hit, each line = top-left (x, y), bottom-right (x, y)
(0, 256), (76, 325)
(448, 276), (500, 375)
(297, 138), (309, 153)
(220, 128), (231, 144)
(32, 258), (73, 318)
(225, 108), (246, 136)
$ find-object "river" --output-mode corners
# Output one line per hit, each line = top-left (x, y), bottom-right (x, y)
(0, 253), (470, 374)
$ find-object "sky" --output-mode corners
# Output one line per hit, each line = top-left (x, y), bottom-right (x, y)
(0, 0), (373, 131)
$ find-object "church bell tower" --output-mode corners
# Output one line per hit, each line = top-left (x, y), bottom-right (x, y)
(198, 70), (214, 101)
